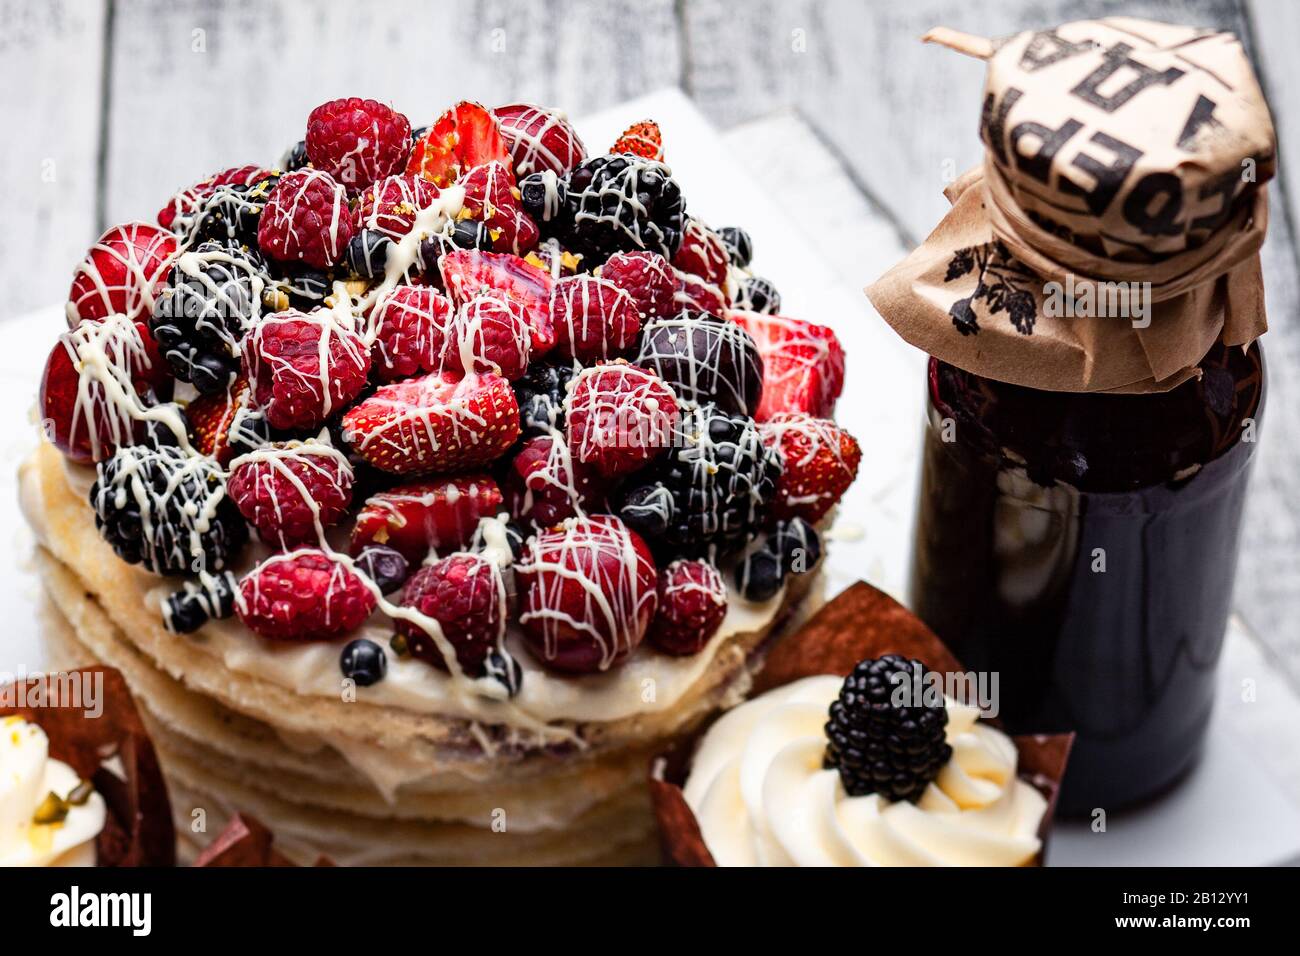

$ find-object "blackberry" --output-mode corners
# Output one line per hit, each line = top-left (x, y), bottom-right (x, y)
(617, 403), (780, 559)
(718, 226), (753, 267)
(279, 139), (309, 172)
(557, 155), (684, 261)
(733, 275), (781, 315)
(824, 655), (952, 803)
(179, 174), (279, 247)
(635, 311), (763, 416)
(92, 444), (247, 576)
(279, 265), (335, 309)
(513, 360), (578, 437)
(345, 229), (393, 279)
(340, 639), (387, 687)
(162, 571), (238, 634)
(150, 241), (268, 395)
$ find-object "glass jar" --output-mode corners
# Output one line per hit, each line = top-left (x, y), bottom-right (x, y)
(909, 342), (1265, 815)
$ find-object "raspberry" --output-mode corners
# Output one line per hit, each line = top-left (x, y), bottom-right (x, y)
(257, 169), (354, 269)
(672, 265), (727, 315)
(564, 361), (679, 477)
(444, 293), (533, 380)
(549, 274), (641, 361)
(459, 161), (540, 255)
(397, 553), (506, 675)
(246, 309), (371, 431)
(227, 438), (354, 548)
(760, 413), (861, 523)
(306, 97), (411, 190)
(504, 435), (607, 527)
(649, 559), (727, 656)
(611, 120), (664, 161)
(368, 285), (454, 382)
(493, 103), (587, 177)
(354, 173), (441, 241)
(439, 249), (556, 355)
(157, 165), (270, 232)
(67, 223), (177, 325)
(236, 549), (377, 641)
(600, 251), (674, 322)
(516, 515), (657, 673)
(672, 218), (730, 290)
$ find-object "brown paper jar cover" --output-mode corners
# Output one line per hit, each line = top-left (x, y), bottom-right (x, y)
(868, 18), (1275, 394)
(649, 582), (1074, 867)
(0, 666), (176, 867)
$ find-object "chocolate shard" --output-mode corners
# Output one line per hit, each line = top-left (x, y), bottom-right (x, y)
(0, 666), (175, 866)
(651, 580), (1074, 867)
(193, 813), (334, 867)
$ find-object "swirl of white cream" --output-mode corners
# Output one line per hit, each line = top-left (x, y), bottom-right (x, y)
(0, 716), (107, 866)
(683, 675), (1046, 866)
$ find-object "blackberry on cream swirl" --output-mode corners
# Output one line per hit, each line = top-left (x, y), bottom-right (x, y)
(635, 311), (764, 417)
(558, 155), (685, 261)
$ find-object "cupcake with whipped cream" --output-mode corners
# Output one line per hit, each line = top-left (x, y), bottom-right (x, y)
(651, 581), (1071, 866)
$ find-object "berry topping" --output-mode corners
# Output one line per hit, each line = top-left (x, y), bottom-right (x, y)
(41, 315), (165, 463)
(717, 226), (753, 268)
(407, 101), (511, 188)
(672, 218), (730, 290)
(345, 229), (394, 280)
(635, 311), (764, 417)
(504, 435), (607, 527)
(185, 375), (268, 465)
(340, 370), (520, 475)
(354, 173), (441, 241)
(236, 549), (377, 641)
(734, 547), (784, 603)
(760, 413), (861, 523)
(732, 275), (781, 314)
(158, 165), (270, 232)
(67, 223), (177, 326)
(444, 293), (533, 380)
(397, 553), (507, 675)
(227, 438), (354, 548)
(611, 120), (664, 161)
(439, 249), (556, 355)
(672, 266), (727, 315)
(340, 638), (388, 687)
(735, 517), (823, 602)
(348, 475), (504, 563)
(823, 655), (952, 803)
(279, 140), (309, 171)
(459, 161), (540, 256)
(558, 155), (684, 261)
(367, 285), (454, 382)
(512, 359), (577, 437)
(616, 403), (781, 559)
(648, 559), (727, 656)
(353, 545), (410, 594)
(549, 274), (641, 361)
(516, 515), (657, 674)
(150, 241), (269, 395)
(493, 103), (587, 177)
(731, 311), (845, 421)
(246, 309), (371, 431)
(162, 572), (238, 634)
(256, 169), (354, 269)
(599, 250), (674, 321)
(519, 171), (568, 224)
(91, 444), (247, 576)
(305, 97), (411, 190)
(564, 361), (679, 478)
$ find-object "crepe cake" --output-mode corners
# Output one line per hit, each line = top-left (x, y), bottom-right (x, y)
(24, 100), (860, 864)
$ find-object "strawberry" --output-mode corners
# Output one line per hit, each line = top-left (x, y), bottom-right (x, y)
(759, 413), (861, 523)
(516, 515), (658, 673)
(731, 311), (846, 421)
(565, 361), (679, 478)
(439, 249), (555, 355)
(549, 274), (641, 361)
(348, 475), (504, 563)
(368, 285), (455, 382)
(67, 223), (177, 326)
(444, 293), (532, 380)
(458, 161), (540, 255)
(503, 435), (607, 527)
(611, 120), (664, 161)
(673, 266), (727, 315)
(340, 370), (520, 475)
(672, 218), (730, 290)
(407, 101), (511, 188)
(492, 103), (587, 178)
(186, 375), (266, 464)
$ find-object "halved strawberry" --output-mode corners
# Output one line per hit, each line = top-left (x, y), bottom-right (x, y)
(407, 101), (511, 188)
(349, 475), (504, 562)
(339, 370), (520, 475)
(759, 413), (861, 523)
(186, 375), (263, 465)
(439, 249), (555, 354)
(730, 310), (846, 421)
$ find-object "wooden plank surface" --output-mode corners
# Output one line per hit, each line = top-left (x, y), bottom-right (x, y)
(0, 0), (106, 319)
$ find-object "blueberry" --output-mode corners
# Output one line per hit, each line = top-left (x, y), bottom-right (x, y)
(735, 276), (780, 315)
(484, 649), (523, 697)
(520, 171), (567, 223)
(162, 572), (237, 634)
(735, 549), (784, 602)
(718, 226), (753, 267)
(769, 518), (822, 574)
(346, 229), (393, 280)
(619, 483), (673, 539)
(340, 639), (387, 687)
(451, 218), (494, 250)
(355, 545), (409, 594)
(280, 139), (309, 172)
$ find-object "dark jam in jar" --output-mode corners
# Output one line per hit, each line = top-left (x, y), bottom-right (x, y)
(909, 342), (1264, 815)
